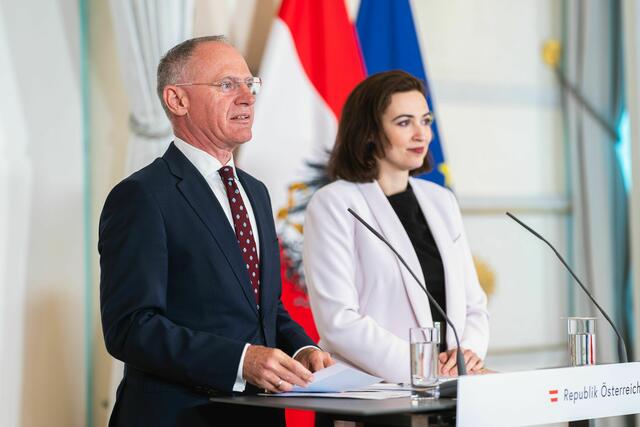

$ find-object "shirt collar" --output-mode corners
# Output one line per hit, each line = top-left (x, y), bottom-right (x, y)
(173, 137), (237, 179)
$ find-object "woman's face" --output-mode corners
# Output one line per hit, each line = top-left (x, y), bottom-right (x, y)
(377, 90), (433, 175)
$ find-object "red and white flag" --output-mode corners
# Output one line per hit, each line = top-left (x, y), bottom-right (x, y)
(238, 1), (365, 425)
(241, 0), (364, 210)
(240, 0), (364, 335)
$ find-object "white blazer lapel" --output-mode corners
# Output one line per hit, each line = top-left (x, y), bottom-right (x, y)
(410, 178), (465, 348)
(356, 181), (433, 327)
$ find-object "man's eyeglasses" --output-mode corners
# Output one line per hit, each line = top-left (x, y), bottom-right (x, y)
(175, 77), (262, 95)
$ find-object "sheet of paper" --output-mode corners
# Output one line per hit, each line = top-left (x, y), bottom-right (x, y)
(347, 378), (458, 397)
(356, 378), (456, 392)
(268, 390), (411, 399)
(292, 362), (382, 393)
(355, 383), (413, 391)
(258, 372), (457, 399)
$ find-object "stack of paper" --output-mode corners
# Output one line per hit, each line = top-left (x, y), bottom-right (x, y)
(265, 363), (411, 399)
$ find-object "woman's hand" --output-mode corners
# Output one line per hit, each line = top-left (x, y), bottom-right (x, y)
(438, 348), (484, 376)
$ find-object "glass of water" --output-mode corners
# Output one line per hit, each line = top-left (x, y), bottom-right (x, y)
(410, 326), (440, 400)
(567, 317), (596, 366)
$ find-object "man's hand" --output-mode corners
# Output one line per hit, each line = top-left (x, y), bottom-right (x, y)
(438, 348), (484, 376)
(294, 347), (334, 372)
(243, 345), (314, 393)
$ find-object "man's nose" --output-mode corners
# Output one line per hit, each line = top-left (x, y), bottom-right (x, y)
(235, 83), (256, 105)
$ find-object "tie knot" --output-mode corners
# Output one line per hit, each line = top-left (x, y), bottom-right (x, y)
(218, 166), (235, 181)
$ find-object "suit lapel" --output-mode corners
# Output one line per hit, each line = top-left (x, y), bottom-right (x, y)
(356, 181), (432, 327)
(236, 171), (276, 314)
(163, 144), (259, 316)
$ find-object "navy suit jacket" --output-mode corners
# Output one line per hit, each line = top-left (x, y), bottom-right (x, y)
(99, 143), (314, 426)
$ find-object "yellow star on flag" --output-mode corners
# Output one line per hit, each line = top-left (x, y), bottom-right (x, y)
(438, 162), (452, 188)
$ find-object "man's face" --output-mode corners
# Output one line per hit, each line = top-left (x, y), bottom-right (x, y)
(181, 42), (255, 150)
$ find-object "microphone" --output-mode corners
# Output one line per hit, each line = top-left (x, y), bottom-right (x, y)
(506, 211), (629, 363)
(347, 208), (468, 376)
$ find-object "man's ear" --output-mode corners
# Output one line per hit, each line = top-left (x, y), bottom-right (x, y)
(164, 85), (189, 116)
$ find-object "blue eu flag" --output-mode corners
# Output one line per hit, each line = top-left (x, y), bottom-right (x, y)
(356, 0), (449, 187)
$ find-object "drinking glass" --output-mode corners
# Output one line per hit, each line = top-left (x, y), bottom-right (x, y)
(410, 326), (440, 400)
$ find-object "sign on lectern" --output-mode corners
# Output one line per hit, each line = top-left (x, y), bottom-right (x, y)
(457, 362), (640, 426)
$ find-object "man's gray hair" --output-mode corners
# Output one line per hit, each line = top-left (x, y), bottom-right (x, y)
(156, 35), (230, 116)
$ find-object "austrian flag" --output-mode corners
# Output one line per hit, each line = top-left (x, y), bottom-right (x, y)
(239, 1), (442, 425)
(239, 0), (365, 425)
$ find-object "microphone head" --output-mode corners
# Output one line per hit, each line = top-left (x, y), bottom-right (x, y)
(506, 211), (538, 237)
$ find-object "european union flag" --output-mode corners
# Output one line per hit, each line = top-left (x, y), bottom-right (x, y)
(356, 0), (448, 187)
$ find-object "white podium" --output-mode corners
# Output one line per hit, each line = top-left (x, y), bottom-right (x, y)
(457, 362), (640, 426)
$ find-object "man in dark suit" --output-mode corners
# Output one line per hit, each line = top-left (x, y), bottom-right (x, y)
(99, 35), (333, 427)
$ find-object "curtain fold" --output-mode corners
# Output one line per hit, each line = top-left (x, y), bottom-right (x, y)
(563, 0), (631, 368)
(110, 0), (194, 174)
(0, 3), (31, 425)
(623, 0), (640, 379)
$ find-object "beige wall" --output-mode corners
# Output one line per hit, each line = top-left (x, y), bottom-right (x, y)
(89, 0), (129, 425)
(1, 0), (86, 425)
(414, 0), (569, 370)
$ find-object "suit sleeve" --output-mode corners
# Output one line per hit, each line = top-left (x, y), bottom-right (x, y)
(446, 190), (490, 358)
(99, 179), (246, 392)
(303, 188), (411, 383)
(275, 302), (317, 356)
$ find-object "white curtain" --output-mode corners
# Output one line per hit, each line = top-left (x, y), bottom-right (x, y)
(0, 3), (31, 425)
(106, 0), (194, 420)
(623, 0), (640, 378)
(110, 0), (194, 174)
(563, 0), (631, 368)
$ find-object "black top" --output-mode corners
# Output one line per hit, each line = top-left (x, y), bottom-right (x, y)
(387, 184), (447, 350)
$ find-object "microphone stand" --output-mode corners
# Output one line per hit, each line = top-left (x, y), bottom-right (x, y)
(506, 211), (629, 363)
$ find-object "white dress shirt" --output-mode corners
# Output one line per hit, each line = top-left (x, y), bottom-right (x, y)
(174, 138), (315, 392)
(174, 137), (258, 392)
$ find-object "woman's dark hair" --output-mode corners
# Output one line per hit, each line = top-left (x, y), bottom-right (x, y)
(327, 70), (432, 182)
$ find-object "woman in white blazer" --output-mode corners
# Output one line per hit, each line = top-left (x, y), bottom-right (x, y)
(303, 71), (489, 383)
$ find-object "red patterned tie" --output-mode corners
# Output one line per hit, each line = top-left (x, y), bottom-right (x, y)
(218, 166), (260, 306)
